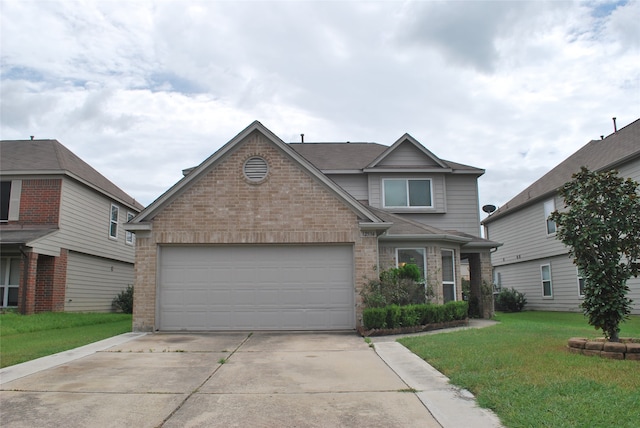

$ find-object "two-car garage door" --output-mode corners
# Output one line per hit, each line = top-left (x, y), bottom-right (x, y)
(158, 245), (354, 331)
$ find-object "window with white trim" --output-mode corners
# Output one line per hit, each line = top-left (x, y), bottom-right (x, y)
(577, 268), (586, 297)
(125, 212), (135, 245)
(442, 249), (456, 303)
(109, 204), (119, 239)
(544, 199), (556, 235)
(383, 179), (432, 208)
(494, 271), (502, 292)
(1, 257), (20, 307)
(541, 264), (553, 297)
(396, 248), (426, 281)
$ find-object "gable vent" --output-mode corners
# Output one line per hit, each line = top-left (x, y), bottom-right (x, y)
(243, 156), (269, 181)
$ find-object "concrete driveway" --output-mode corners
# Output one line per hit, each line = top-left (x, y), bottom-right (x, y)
(0, 332), (442, 427)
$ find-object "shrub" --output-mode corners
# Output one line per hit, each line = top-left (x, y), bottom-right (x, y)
(112, 285), (134, 314)
(362, 307), (386, 329)
(495, 287), (527, 312)
(361, 265), (426, 308)
(362, 301), (468, 330)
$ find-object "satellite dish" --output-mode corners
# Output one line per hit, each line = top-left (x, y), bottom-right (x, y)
(482, 204), (497, 214)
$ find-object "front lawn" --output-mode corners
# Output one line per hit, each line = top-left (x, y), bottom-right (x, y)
(399, 311), (640, 428)
(0, 312), (132, 368)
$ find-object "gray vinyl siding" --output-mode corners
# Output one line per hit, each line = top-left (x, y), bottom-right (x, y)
(50, 178), (136, 263)
(327, 174), (369, 201)
(377, 142), (440, 167)
(65, 251), (133, 312)
(495, 255), (640, 315)
(486, 194), (566, 267)
(616, 158), (640, 182)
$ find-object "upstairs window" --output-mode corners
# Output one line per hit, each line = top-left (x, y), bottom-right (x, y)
(577, 268), (586, 297)
(125, 212), (135, 245)
(383, 179), (432, 208)
(544, 199), (556, 234)
(1, 181), (10, 222)
(109, 204), (119, 239)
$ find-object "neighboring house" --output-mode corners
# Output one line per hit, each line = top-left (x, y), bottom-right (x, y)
(0, 139), (144, 313)
(127, 121), (499, 332)
(483, 118), (640, 315)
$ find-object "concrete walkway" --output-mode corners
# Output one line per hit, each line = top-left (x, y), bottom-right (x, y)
(0, 320), (503, 427)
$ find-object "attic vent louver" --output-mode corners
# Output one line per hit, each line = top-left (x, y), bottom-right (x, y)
(243, 156), (269, 181)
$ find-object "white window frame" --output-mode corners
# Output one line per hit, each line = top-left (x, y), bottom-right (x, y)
(494, 270), (502, 292)
(577, 268), (586, 297)
(0, 181), (11, 222)
(1, 257), (20, 307)
(109, 204), (119, 239)
(382, 178), (433, 208)
(541, 264), (553, 298)
(544, 199), (556, 235)
(125, 212), (135, 245)
(442, 249), (457, 303)
(395, 248), (427, 282)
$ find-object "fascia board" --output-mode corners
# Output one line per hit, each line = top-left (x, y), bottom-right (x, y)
(380, 233), (472, 243)
(367, 133), (449, 169)
(124, 222), (152, 231)
(363, 168), (452, 173)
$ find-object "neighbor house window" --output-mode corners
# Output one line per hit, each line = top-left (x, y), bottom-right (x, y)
(125, 212), (135, 245)
(1, 257), (20, 307)
(494, 271), (502, 292)
(544, 199), (556, 234)
(577, 268), (586, 297)
(383, 179), (432, 208)
(1, 181), (11, 222)
(442, 249), (456, 303)
(109, 204), (119, 239)
(396, 248), (426, 281)
(541, 264), (553, 297)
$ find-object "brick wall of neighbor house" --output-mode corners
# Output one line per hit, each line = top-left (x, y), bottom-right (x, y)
(133, 131), (379, 331)
(34, 249), (68, 313)
(18, 179), (62, 225)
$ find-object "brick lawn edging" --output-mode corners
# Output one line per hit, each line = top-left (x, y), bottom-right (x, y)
(357, 319), (468, 337)
(567, 337), (640, 360)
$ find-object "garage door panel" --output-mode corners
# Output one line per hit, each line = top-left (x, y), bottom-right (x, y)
(159, 245), (354, 331)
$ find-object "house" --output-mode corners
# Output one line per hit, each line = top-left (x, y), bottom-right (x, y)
(0, 139), (144, 313)
(126, 121), (499, 332)
(482, 118), (640, 315)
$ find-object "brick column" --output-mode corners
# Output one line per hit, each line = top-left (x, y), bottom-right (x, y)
(18, 251), (38, 315)
(468, 251), (495, 319)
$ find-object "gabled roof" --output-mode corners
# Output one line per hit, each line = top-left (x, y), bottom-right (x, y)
(290, 136), (483, 174)
(0, 139), (143, 211)
(131, 121), (387, 227)
(483, 118), (640, 224)
(367, 133), (449, 169)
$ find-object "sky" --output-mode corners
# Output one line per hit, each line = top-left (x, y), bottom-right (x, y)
(1, 0), (639, 218)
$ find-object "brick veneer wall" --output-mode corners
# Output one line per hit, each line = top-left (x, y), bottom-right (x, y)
(18, 249), (68, 314)
(133, 131), (379, 331)
(18, 179), (62, 225)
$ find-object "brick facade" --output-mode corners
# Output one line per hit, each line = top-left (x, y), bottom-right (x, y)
(17, 179), (62, 225)
(133, 131), (379, 331)
(18, 249), (68, 314)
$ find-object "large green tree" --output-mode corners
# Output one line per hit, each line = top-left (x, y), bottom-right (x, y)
(550, 167), (640, 341)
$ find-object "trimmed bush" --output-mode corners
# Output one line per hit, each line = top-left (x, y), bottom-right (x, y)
(495, 288), (527, 312)
(362, 301), (468, 330)
(362, 307), (386, 329)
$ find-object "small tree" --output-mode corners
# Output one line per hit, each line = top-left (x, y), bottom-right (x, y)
(550, 167), (640, 341)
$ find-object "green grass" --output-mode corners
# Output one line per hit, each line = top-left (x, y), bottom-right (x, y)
(399, 311), (640, 428)
(0, 312), (132, 368)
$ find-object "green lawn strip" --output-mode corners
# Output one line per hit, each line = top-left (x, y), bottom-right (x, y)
(1, 314), (132, 368)
(399, 312), (640, 428)
(0, 312), (131, 335)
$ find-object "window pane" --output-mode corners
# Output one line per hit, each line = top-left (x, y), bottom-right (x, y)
(397, 249), (425, 278)
(442, 250), (454, 282)
(443, 283), (455, 303)
(384, 180), (407, 207)
(408, 180), (431, 207)
(9, 258), (20, 285)
(111, 205), (119, 222)
(8, 287), (18, 306)
(1, 181), (11, 221)
(541, 265), (551, 281)
(0, 259), (6, 285)
(543, 281), (552, 296)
